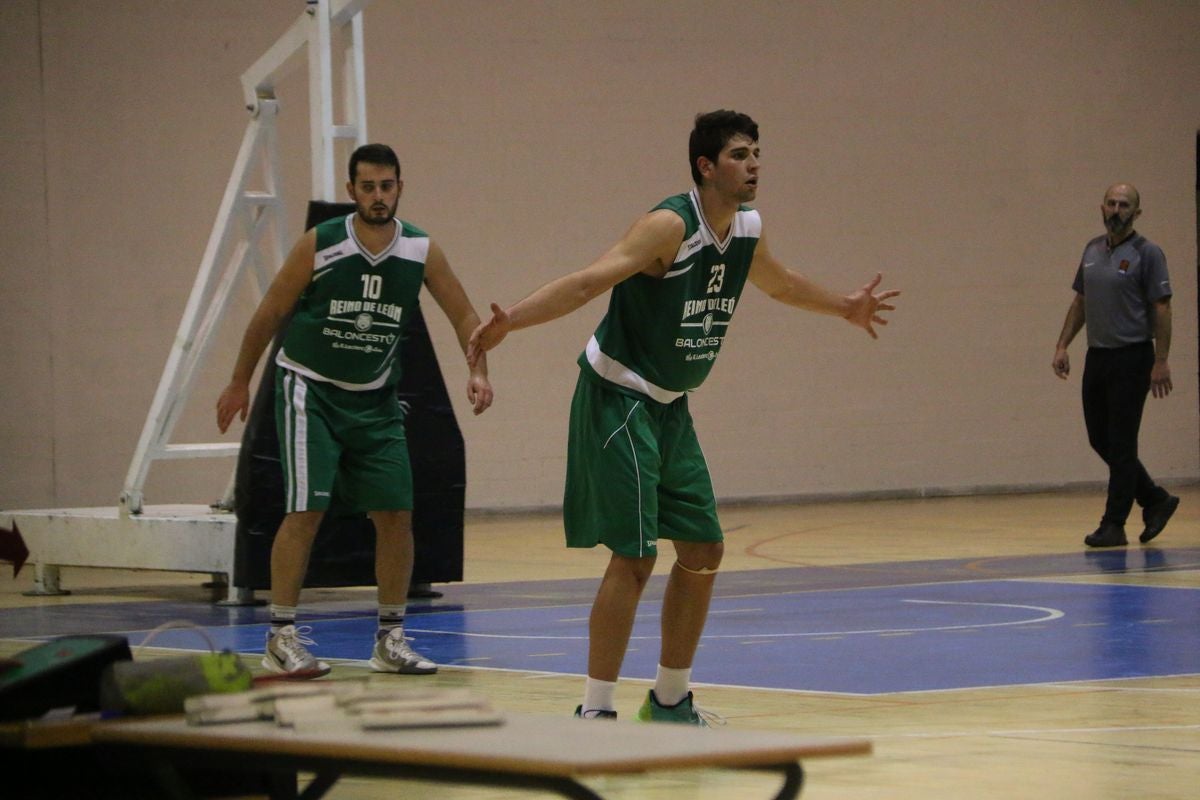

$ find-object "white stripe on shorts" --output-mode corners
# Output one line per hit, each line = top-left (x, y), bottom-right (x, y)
(622, 422), (647, 556)
(283, 371), (310, 512)
(601, 401), (649, 558)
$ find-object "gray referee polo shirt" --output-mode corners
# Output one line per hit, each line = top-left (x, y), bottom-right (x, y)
(1071, 232), (1172, 349)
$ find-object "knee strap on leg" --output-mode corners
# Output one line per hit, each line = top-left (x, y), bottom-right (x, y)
(675, 559), (719, 576)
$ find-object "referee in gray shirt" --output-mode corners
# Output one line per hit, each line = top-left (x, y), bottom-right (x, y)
(1052, 183), (1178, 548)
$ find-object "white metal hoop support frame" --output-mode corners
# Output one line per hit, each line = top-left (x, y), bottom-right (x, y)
(119, 0), (371, 516)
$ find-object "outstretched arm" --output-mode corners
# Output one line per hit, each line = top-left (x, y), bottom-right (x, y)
(1052, 293), (1085, 380)
(216, 229), (316, 433)
(468, 209), (683, 365)
(747, 233), (900, 338)
(423, 240), (493, 415)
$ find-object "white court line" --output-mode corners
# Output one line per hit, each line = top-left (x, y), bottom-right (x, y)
(869, 723), (1200, 740)
(1042, 682), (1200, 694)
(409, 599), (1065, 641)
(680, 672), (1200, 698)
(558, 607), (762, 624)
(719, 570), (1200, 601)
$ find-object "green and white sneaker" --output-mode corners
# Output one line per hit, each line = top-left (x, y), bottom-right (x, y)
(369, 629), (437, 674)
(573, 705), (618, 719)
(636, 690), (718, 727)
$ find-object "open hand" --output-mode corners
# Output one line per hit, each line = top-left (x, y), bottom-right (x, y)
(845, 273), (900, 339)
(468, 303), (512, 367)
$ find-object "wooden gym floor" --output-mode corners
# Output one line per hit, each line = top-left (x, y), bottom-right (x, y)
(2, 485), (1198, 799)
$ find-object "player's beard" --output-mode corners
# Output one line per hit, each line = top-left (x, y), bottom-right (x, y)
(358, 199), (397, 226)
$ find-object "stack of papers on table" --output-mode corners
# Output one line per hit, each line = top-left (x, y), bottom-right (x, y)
(185, 681), (503, 730)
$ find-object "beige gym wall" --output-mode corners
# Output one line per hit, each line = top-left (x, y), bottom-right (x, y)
(1, 0), (1197, 513)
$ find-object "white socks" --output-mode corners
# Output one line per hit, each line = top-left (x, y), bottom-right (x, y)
(653, 664), (691, 707)
(582, 677), (617, 715)
(378, 604), (406, 639)
(581, 666), (690, 714)
(269, 603), (297, 634)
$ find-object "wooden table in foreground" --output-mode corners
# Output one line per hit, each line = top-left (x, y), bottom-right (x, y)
(92, 712), (872, 800)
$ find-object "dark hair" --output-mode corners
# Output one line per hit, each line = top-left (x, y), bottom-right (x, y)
(688, 110), (759, 185)
(348, 143), (401, 183)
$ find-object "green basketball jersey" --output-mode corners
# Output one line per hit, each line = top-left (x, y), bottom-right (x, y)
(579, 189), (760, 403)
(276, 214), (427, 390)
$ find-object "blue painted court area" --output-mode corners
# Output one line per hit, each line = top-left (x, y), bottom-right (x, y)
(323, 579), (1198, 694)
(4, 549), (1198, 695)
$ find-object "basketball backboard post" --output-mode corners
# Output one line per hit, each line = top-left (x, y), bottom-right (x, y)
(120, 0), (371, 516)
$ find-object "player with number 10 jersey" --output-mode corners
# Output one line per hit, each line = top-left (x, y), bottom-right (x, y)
(276, 214), (429, 391)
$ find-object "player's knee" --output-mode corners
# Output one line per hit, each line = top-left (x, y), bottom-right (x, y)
(611, 553), (657, 584)
(675, 559), (719, 576)
(369, 509), (412, 535)
(675, 542), (722, 576)
(279, 510), (324, 540)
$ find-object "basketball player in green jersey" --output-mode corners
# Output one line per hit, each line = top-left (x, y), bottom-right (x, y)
(217, 144), (493, 677)
(469, 111), (899, 723)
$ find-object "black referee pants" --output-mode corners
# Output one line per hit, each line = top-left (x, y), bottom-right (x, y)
(1081, 341), (1169, 526)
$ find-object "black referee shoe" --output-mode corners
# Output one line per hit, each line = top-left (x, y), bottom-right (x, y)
(1140, 495), (1179, 544)
(1084, 522), (1127, 548)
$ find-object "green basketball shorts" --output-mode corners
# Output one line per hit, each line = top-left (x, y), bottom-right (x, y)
(563, 371), (722, 558)
(275, 368), (413, 514)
